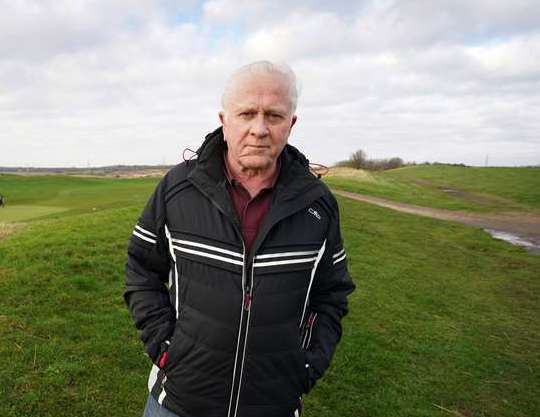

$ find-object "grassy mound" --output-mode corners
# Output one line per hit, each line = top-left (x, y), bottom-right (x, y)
(325, 165), (540, 212)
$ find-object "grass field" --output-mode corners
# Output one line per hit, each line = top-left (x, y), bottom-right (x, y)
(0, 174), (159, 222)
(0, 173), (539, 416)
(325, 165), (540, 213)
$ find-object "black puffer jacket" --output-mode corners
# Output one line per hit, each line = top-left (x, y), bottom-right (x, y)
(124, 127), (355, 417)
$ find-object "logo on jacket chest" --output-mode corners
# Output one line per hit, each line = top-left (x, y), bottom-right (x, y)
(308, 207), (321, 221)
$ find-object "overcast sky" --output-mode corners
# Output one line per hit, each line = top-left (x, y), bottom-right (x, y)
(1, 0), (539, 167)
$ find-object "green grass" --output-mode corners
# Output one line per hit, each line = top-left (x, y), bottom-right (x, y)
(0, 205), (68, 222)
(0, 207), (146, 417)
(310, 197), (540, 417)
(325, 165), (540, 212)
(0, 175), (539, 416)
(0, 174), (160, 222)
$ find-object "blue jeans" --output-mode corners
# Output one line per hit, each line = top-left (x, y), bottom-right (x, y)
(143, 394), (180, 417)
(143, 393), (303, 417)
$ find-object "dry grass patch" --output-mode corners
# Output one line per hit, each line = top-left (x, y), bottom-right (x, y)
(326, 167), (376, 181)
(0, 223), (24, 240)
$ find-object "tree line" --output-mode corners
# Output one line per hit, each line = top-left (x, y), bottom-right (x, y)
(335, 149), (406, 171)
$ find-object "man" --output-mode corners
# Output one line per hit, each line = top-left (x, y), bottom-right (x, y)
(125, 61), (355, 417)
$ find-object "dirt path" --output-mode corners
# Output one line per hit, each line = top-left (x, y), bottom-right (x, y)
(333, 189), (540, 248)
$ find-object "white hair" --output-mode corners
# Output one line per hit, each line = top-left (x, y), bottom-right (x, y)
(221, 60), (299, 113)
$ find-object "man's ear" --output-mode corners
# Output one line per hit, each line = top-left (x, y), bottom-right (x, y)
(219, 111), (225, 125)
(290, 115), (297, 129)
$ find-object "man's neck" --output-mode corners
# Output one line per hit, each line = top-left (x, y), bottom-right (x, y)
(225, 154), (278, 198)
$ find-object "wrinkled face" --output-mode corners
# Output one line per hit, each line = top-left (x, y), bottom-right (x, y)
(219, 72), (297, 173)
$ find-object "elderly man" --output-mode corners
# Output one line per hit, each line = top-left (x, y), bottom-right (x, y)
(125, 61), (355, 417)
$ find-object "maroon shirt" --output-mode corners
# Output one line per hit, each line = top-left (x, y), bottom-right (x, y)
(224, 156), (280, 252)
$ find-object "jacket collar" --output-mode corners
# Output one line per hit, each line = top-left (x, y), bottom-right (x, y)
(187, 127), (325, 231)
(189, 127), (318, 196)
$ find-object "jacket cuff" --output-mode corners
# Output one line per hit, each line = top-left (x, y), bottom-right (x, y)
(144, 321), (175, 362)
(149, 339), (171, 365)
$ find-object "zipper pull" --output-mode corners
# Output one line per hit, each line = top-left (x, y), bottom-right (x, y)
(308, 312), (317, 326)
(243, 293), (252, 310)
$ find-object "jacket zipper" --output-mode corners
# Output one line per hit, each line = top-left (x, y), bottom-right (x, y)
(231, 262), (254, 417)
(227, 242), (255, 417)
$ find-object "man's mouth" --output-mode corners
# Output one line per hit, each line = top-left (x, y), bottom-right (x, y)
(244, 145), (270, 152)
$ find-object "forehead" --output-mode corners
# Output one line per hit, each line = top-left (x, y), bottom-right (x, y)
(226, 73), (292, 111)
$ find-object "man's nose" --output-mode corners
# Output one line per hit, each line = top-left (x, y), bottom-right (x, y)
(250, 114), (269, 138)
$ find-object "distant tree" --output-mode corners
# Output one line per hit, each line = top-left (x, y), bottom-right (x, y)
(386, 157), (404, 169)
(349, 149), (367, 169)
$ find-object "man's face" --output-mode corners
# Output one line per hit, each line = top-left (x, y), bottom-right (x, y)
(219, 73), (297, 173)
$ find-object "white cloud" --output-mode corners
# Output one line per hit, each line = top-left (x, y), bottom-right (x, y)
(0, 0), (539, 167)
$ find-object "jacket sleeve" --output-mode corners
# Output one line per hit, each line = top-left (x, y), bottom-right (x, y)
(303, 193), (355, 393)
(124, 177), (176, 364)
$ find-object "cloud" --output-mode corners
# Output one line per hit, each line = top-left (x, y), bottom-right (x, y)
(0, 0), (539, 167)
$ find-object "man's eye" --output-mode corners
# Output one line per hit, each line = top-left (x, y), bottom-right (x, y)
(239, 112), (255, 118)
(267, 113), (283, 120)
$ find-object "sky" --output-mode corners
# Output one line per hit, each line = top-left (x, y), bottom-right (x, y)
(1, 0), (539, 167)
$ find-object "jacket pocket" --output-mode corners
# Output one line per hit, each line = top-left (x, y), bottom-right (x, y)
(298, 312), (318, 393)
(163, 328), (195, 374)
(299, 312), (317, 350)
(299, 349), (311, 394)
(161, 276), (192, 374)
